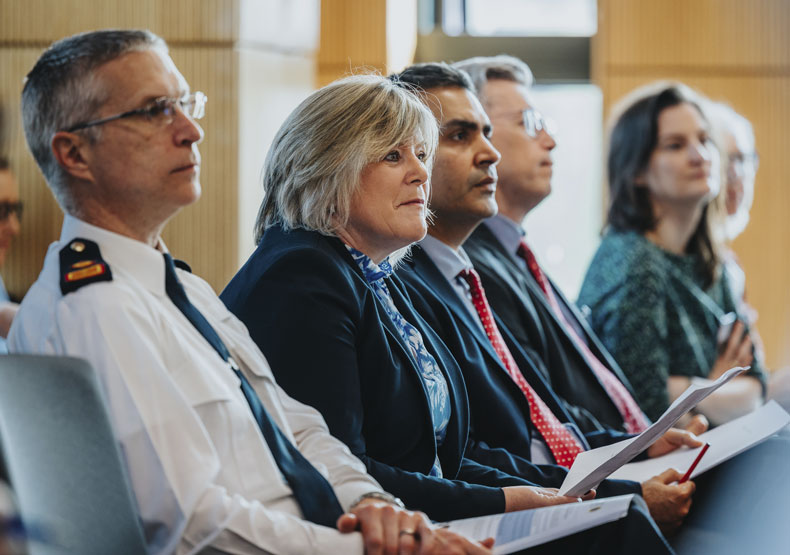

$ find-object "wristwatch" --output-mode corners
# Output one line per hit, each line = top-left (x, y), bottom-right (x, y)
(350, 491), (406, 510)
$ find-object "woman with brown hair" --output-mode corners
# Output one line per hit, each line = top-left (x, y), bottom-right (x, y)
(578, 83), (765, 425)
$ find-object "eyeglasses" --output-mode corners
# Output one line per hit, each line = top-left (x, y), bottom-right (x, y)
(0, 201), (23, 222)
(65, 91), (207, 133)
(522, 108), (557, 139)
(727, 151), (759, 177)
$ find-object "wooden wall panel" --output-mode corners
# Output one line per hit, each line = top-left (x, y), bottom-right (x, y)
(317, 0), (388, 86)
(601, 0), (790, 70)
(596, 0), (790, 369)
(0, 0), (237, 44)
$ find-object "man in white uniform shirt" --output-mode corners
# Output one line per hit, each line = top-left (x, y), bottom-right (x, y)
(9, 29), (490, 555)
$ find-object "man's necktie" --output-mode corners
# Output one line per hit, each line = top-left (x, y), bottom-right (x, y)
(517, 240), (650, 434)
(162, 253), (344, 528)
(457, 268), (584, 468)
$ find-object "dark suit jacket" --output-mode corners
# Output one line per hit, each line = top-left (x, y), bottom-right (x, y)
(397, 244), (641, 499)
(465, 223), (643, 433)
(221, 226), (547, 521)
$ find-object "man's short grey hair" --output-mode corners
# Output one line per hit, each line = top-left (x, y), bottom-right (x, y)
(255, 74), (439, 245)
(453, 55), (534, 102)
(21, 29), (166, 211)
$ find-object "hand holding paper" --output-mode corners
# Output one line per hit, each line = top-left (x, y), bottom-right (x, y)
(610, 401), (790, 483)
(559, 366), (748, 497)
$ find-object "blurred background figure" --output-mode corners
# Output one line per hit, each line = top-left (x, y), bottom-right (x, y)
(708, 100), (790, 411)
(0, 156), (22, 352)
(707, 101), (758, 325)
(578, 82), (765, 427)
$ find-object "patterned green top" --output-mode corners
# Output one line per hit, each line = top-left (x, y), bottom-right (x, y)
(578, 230), (765, 421)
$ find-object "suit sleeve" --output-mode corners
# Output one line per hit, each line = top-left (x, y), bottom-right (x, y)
(225, 249), (507, 521)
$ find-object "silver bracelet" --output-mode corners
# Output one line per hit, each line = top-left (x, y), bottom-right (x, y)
(350, 491), (406, 510)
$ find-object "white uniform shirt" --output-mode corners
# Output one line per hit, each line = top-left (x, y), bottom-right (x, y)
(9, 216), (381, 554)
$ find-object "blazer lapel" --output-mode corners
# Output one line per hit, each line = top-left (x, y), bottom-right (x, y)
(547, 276), (639, 397)
(388, 275), (468, 469)
(334, 240), (436, 419)
(409, 246), (517, 382)
(470, 225), (630, 400)
(484, 228), (640, 400)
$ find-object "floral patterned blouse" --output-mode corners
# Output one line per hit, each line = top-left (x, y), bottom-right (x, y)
(347, 246), (451, 477)
(578, 230), (765, 421)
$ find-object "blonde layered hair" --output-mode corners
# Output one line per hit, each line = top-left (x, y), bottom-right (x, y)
(255, 74), (439, 244)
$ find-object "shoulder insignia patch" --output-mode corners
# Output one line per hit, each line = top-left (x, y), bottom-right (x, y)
(59, 238), (113, 295)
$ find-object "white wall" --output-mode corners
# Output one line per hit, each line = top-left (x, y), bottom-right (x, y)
(522, 84), (603, 301)
(236, 0), (319, 264)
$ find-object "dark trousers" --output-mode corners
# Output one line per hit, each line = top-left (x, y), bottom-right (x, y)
(672, 435), (790, 554)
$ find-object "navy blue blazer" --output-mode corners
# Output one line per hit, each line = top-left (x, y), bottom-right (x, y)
(397, 244), (642, 498)
(221, 226), (543, 522)
(464, 224), (643, 433)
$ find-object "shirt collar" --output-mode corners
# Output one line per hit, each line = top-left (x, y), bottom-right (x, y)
(483, 214), (525, 256)
(418, 233), (474, 282)
(60, 215), (169, 296)
(345, 245), (393, 283)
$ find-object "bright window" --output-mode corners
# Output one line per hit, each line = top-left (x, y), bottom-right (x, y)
(448, 0), (597, 36)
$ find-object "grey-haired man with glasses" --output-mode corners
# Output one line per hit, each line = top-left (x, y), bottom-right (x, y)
(454, 55), (660, 437)
(9, 29), (490, 555)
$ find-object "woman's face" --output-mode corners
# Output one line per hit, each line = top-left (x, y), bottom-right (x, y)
(639, 102), (718, 207)
(343, 141), (430, 263)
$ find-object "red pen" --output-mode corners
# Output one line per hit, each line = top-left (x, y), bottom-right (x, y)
(679, 443), (710, 484)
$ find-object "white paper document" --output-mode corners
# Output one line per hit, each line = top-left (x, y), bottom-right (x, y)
(559, 366), (747, 496)
(444, 494), (635, 554)
(609, 400), (790, 482)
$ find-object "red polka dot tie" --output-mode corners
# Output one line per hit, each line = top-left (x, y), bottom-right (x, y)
(458, 267), (584, 468)
(518, 239), (650, 434)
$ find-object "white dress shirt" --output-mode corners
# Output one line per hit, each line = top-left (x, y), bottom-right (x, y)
(418, 234), (485, 334)
(9, 216), (381, 555)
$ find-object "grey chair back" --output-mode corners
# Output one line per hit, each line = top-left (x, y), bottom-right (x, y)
(0, 355), (147, 554)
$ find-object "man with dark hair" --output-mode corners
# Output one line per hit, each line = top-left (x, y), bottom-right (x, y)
(9, 30), (490, 554)
(392, 62), (476, 92)
(390, 62), (706, 541)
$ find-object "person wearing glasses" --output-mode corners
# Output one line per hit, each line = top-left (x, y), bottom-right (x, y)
(453, 55), (651, 437)
(577, 83), (766, 427)
(0, 156), (22, 352)
(707, 101), (790, 410)
(706, 102), (761, 346)
(9, 29), (488, 554)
